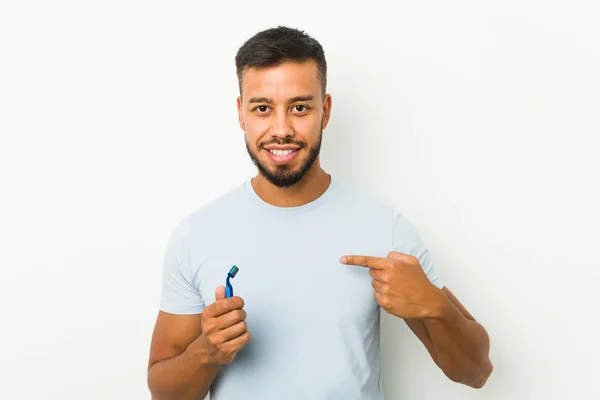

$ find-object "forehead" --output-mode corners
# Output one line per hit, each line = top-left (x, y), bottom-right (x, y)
(241, 60), (320, 101)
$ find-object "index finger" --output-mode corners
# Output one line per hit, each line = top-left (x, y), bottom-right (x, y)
(340, 255), (386, 269)
(205, 296), (245, 318)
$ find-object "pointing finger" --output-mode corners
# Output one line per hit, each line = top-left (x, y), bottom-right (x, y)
(340, 255), (386, 270)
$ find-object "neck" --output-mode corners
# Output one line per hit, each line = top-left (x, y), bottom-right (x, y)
(251, 163), (331, 207)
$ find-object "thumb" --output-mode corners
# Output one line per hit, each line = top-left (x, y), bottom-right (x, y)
(215, 285), (226, 301)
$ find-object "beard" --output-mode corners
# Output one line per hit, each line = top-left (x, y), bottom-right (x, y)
(245, 130), (322, 188)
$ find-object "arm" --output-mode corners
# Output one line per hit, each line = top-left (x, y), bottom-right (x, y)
(147, 311), (219, 400)
(148, 288), (249, 399)
(341, 251), (493, 389)
(405, 286), (493, 388)
(149, 220), (248, 398)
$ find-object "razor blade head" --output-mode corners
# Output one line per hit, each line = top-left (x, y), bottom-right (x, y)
(228, 265), (239, 277)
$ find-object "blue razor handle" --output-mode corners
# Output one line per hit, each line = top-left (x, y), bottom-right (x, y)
(225, 265), (239, 298)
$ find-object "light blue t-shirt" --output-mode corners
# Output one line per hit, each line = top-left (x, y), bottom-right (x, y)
(159, 175), (443, 400)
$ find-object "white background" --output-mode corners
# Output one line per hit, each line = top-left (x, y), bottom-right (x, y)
(1, 1), (599, 399)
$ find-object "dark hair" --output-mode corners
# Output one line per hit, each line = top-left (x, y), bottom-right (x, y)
(235, 26), (327, 97)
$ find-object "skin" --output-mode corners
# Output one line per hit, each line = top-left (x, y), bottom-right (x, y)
(341, 252), (494, 388)
(237, 59), (332, 207)
(147, 59), (492, 399)
(147, 287), (248, 400)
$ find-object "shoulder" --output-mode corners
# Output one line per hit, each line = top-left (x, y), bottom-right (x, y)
(332, 177), (419, 238)
(189, 182), (248, 222)
(168, 180), (249, 245)
(333, 177), (395, 216)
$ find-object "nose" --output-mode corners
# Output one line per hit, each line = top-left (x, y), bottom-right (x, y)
(270, 109), (294, 139)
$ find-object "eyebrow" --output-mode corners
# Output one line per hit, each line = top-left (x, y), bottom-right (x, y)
(248, 95), (315, 104)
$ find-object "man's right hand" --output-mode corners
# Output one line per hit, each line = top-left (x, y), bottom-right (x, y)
(193, 286), (250, 365)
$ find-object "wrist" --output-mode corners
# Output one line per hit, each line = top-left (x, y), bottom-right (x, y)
(186, 334), (220, 368)
(421, 287), (465, 330)
(421, 286), (451, 321)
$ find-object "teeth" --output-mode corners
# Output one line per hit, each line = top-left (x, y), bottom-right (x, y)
(270, 149), (294, 156)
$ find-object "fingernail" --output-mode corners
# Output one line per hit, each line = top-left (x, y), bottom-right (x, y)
(340, 257), (347, 264)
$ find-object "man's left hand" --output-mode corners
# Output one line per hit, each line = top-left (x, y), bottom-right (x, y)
(341, 251), (445, 320)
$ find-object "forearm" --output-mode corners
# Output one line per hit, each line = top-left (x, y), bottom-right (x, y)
(424, 294), (492, 388)
(148, 335), (220, 400)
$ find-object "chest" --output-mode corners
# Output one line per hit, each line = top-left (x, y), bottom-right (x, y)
(193, 216), (390, 329)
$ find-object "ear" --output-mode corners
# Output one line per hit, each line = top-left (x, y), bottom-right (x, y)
(237, 96), (245, 131)
(321, 94), (332, 130)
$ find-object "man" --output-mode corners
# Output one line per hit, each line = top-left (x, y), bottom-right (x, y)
(147, 26), (493, 399)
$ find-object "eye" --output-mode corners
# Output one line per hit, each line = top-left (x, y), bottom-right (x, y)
(251, 105), (271, 115)
(292, 105), (310, 114)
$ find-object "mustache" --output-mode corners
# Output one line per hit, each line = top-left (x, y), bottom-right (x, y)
(259, 138), (307, 148)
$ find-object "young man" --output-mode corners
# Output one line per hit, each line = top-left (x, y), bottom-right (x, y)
(147, 26), (493, 399)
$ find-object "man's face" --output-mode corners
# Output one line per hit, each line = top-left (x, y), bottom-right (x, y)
(237, 60), (331, 188)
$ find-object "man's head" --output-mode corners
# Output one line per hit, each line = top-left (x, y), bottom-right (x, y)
(235, 26), (331, 188)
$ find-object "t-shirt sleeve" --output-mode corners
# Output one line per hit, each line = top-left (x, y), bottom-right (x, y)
(159, 218), (206, 315)
(392, 210), (444, 289)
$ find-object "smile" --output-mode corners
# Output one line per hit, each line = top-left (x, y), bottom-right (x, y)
(265, 148), (300, 164)
(268, 149), (297, 156)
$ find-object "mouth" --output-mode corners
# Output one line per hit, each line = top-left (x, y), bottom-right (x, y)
(263, 146), (301, 164)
